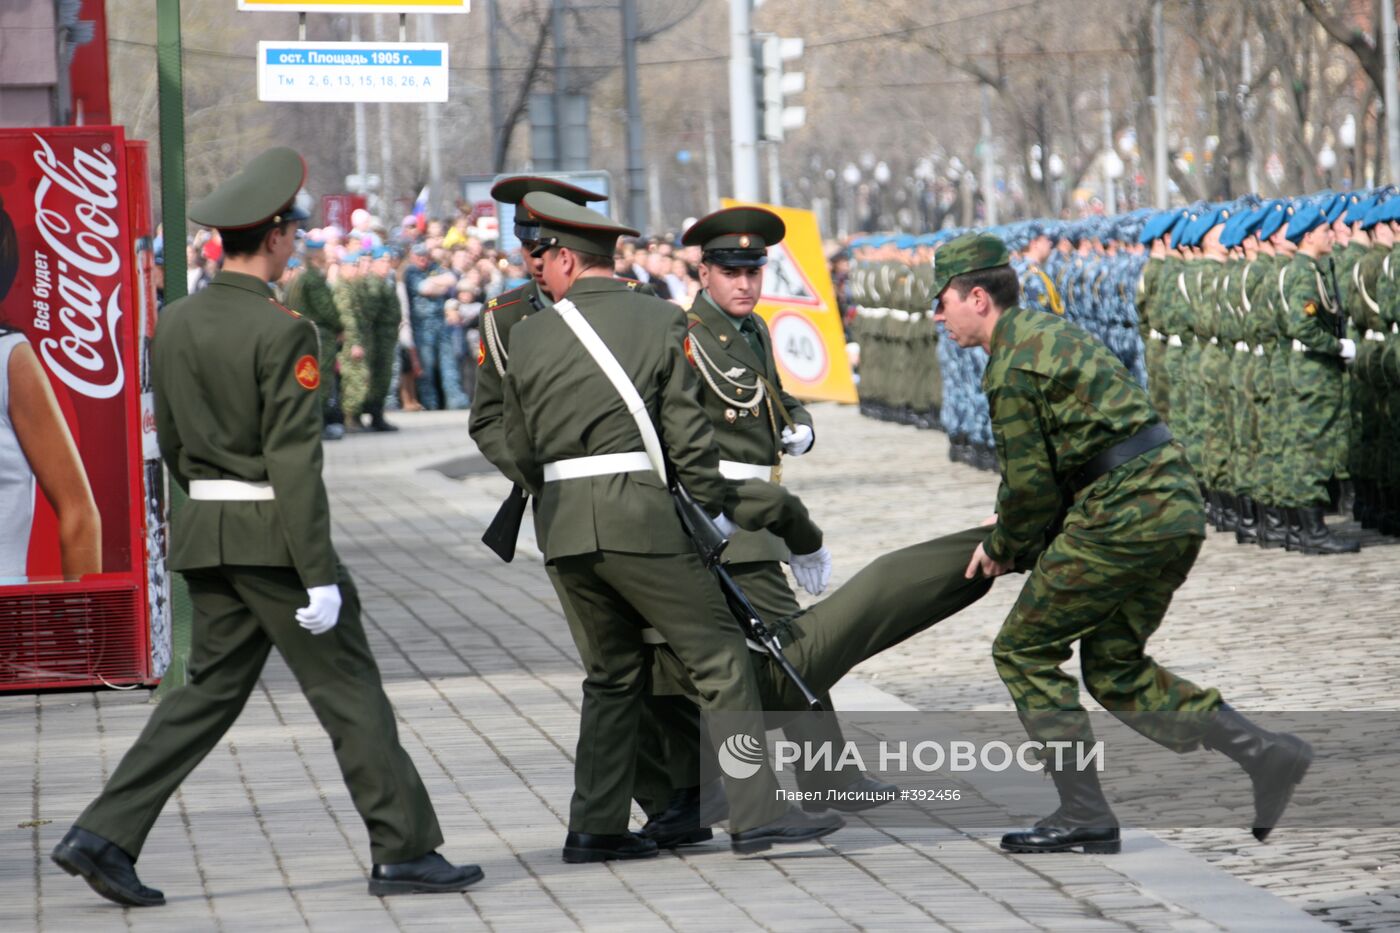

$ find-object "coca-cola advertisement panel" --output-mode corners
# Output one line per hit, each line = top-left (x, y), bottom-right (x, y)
(0, 126), (142, 589)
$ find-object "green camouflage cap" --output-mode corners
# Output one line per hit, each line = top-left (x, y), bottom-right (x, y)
(189, 146), (309, 230)
(930, 232), (1011, 301)
(520, 191), (638, 257)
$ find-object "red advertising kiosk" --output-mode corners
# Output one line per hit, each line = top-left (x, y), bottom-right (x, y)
(0, 125), (167, 690)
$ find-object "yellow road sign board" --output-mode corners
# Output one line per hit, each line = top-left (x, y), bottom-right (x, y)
(721, 199), (856, 404)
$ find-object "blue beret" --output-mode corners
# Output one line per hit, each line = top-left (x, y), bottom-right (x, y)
(1140, 209), (1180, 244)
(1361, 196), (1389, 230)
(1169, 209), (1197, 249)
(1256, 200), (1290, 240)
(1285, 200), (1326, 241)
(1344, 192), (1375, 225)
(894, 234), (916, 250)
(1323, 193), (1352, 224)
(1189, 204), (1232, 245)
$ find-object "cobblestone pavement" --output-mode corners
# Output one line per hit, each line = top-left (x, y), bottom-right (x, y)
(2, 405), (1388, 932)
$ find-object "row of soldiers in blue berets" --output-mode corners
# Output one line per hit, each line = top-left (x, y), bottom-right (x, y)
(849, 187), (1400, 555)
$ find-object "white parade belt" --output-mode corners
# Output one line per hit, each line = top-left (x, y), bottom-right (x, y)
(1234, 341), (1250, 352)
(718, 460), (777, 481)
(1208, 336), (1219, 346)
(1364, 329), (1386, 342)
(543, 451), (653, 482)
(1253, 345), (1265, 356)
(189, 479), (275, 501)
(642, 625), (767, 653)
(1149, 328), (1163, 341)
(1167, 334), (1183, 348)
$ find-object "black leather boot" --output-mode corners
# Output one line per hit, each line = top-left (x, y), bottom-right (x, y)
(1204, 489), (1221, 530)
(1201, 704), (1314, 841)
(1283, 507), (1304, 552)
(1355, 480), (1374, 527)
(1218, 493), (1240, 533)
(1296, 505), (1360, 555)
(1380, 488), (1400, 537)
(1337, 479), (1356, 517)
(640, 781), (727, 848)
(365, 403), (399, 433)
(1234, 495), (1259, 545)
(1258, 505), (1287, 550)
(51, 827), (165, 907)
(1000, 766), (1121, 854)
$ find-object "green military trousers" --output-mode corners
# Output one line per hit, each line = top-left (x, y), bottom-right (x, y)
(543, 563), (695, 821)
(1284, 353), (1349, 507)
(648, 527), (995, 720)
(992, 530), (1221, 754)
(76, 563), (443, 865)
(549, 550), (788, 835)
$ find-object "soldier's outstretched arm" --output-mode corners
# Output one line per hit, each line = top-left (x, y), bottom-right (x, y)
(728, 479), (823, 555)
(984, 372), (1062, 567)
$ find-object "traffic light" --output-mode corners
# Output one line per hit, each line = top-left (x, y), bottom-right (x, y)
(755, 34), (805, 143)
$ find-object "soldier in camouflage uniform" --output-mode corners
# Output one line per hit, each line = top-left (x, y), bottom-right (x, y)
(933, 232), (1312, 855)
(1258, 200), (1298, 546)
(283, 236), (345, 440)
(1136, 211), (1181, 420)
(1278, 199), (1359, 554)
(338, 248), (402, 431)
(333, 251), (369, 429)
(1365, 194), (1400, 534)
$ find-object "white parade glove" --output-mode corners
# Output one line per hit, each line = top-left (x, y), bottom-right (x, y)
(789, 546), (833, 595)
(711, 512), (738, 538)
(781, 423), (815, 457)
(296, 584), (343, 635)
(1339, 338), (1357, 362)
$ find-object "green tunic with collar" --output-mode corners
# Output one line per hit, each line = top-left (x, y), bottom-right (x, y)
(154, 270), (337, 587)
(683, 290), (814, 563)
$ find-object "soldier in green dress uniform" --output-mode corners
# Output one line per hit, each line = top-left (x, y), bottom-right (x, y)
(633, 208), (892, 844)
(283, 233), (345, 440)
(933, 232), (1313, 856)
(50, 148), (482, 906)
(499, 191), (844, 861)
(467, 175), (698, 839)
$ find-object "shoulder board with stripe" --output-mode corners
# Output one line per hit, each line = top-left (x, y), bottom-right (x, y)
(614, 277), (641, 290)
(269, 298), (301, 318)
(486, 295), (523, 312)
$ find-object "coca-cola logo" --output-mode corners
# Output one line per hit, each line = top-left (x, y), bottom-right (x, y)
(31, 133), (125, 400)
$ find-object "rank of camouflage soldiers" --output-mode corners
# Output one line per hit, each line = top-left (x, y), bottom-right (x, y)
(931, 232), (1313, 855)
(334, 246), (401, 432)
(497, 190), (843, 859)
(467, 174), (696, 840)
(49, 147), (482, 907)
(668, 205), (896, 828)
(283, 234), (346, 441)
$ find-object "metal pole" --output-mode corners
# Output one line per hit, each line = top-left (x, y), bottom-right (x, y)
(552, 0), (566, 171)
(980, 84), (997, 225)
(766, 142), (782, 205)
(352, 20), (369, 203)
(703, 110), (720, 211)
(1101, 70), (1116, 215)
(377, 16), (394, 216)
(155, 0), (190, 696)
(422, 15), (444, 218)
(1383, 0), (1400, 179)
(621, 0), (648, 230)
(1153, 0), (1168, 208)
(487, 0), (504, 171)
(728, 0), (759, 201)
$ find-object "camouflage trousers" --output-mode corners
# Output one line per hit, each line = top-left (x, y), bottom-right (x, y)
(1143, 334), (1170, 420)
(340, 328), (398, 420)
(1262, 350), (1296, 505)
(1245, 352), (1275, 502)
(1198, 343), (1232, 490)
(1282, 352), (1348, 507)
(312, 324), (341, 424)
(1227, 350), (1256, 497)
(993, 530), (1221, 753)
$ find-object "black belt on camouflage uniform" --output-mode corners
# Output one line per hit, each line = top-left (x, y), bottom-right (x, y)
(1066, 422), (1174, 495)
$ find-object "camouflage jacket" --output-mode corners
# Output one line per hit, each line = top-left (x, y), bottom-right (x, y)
(981, 306), (1205, 567)
(1281, 253), (1344, 356)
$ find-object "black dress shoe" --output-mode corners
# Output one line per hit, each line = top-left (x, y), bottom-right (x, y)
(562, 831), (659, 863)
(729, 807), (844, 854)
(1000, 822), (1121, 854)
(801, 775), (899, 813)
(368, 851), (484, 896)
(51, 826), (165, 907)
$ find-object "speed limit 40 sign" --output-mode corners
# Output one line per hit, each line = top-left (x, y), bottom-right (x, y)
(769, 312), (830, 384)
